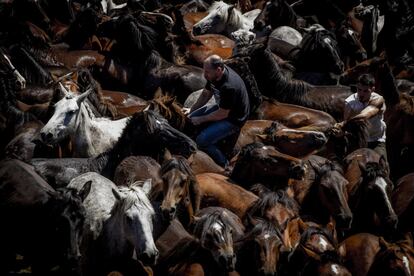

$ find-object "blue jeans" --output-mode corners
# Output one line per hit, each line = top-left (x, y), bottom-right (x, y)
(189, 105), (240, 167)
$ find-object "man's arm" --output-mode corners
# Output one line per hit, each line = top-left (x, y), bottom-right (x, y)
(191, 108), (230, 125)
(189, 88), (213, 113)
(350, 96), (384, 121)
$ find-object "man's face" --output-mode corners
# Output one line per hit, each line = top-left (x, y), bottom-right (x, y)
(203, 63), (222, 82)
(356, 84), (374, 103)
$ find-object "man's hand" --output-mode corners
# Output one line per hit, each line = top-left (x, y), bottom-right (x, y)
(331, 121), (345, 137)
(182, 107), (191, 116)
(191, 116), (203, 126)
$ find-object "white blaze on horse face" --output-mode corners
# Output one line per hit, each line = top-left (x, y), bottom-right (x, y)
(212, 221), (225, 242)
(403, 255), (411, 276)
(375, 177), (394, 213)
(318, 235), (330, 251)
(331, 264), (339, 274)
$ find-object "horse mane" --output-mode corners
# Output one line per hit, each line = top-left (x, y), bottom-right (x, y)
(397, 93), (414, 115)
(263, 121), (284, 136)
(151, 95), (187, 131)
(246, 183), (300, 223)
(9, 45), (52, 85)
(160, 155), (195, 179)
(343, 118), (369, 149)
(300, 224), (337, 248)
(248, 44), (311, 103)
(193, 207), (244, 243)
(238, 218), (282, 243)
(300, 25), (336, 54)
(115, 183), (155, 215)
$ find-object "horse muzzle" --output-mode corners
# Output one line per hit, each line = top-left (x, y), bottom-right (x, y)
(335, 213), (353, 230)
(219, 253), (236, 272)
(139, 249), (159, 266)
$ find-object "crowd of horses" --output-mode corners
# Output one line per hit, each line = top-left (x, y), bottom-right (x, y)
(1, 0), (414, 275)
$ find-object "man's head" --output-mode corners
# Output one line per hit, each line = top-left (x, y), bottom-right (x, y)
(203, 55), (225, 82)
(357, 73), (375, 103)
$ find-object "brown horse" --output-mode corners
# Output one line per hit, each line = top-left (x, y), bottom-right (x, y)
(339, 233), (414, 276)
(392, 173), (414, 233)
(235, 120), (327, 157)
(245, 183), (300, 230)
(252, 97), (337, 133)
(290, 155), (353, 229)
(196, 173), (258, 220)
(286, 219), (351, 276)
(159, 151), (200, 227)
(230, 142), (306, 190)
(236, 219), (284, 276)
(343, 148), (398, 234)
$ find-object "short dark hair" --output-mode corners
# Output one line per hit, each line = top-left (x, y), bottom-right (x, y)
(204, 55), (224, 69)
(358, 73), (375, 86)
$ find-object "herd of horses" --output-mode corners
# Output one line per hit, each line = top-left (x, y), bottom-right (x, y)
(1, 0), (414, 275)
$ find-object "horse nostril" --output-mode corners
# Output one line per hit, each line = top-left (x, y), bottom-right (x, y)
(41, 132), (53, 142)
(255, 20), (264, 30)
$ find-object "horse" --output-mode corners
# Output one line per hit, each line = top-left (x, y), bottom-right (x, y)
(339, 233), (414, 276)
(235, 120), (328, 157)
(252, 97), (337, 133)
(31, 110), (197, 187)
(343, 148), (398, 235)
(230, 142), (306, 190)
(335, 21), (367, 69)
(392, 173), (414, 233)
(159, 150), (201, 227)
(155, 215), (242, 276)
(196, 173), (259, 220)
(93, 15), (206, 103)
(236, 219), (284, 276)
(294, 24), (345, 81)
(235, 43), (351, 120)
(192, 207), (245, 273)
(0, 158), (88, 275)
(68, 173), (159, 275)
(39, 83), (129, 157)
(253, 0), (302, 30)
(286, 219), (350, 276)
(289, 155), (353, 229)
(245, 183), (300, 230)
(192, 1), (261, 37)
(0, 48), (26, 90)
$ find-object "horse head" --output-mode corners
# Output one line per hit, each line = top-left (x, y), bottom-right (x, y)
(160, 150), (199, 223)
(259, 121), (327, 157)
(192, 1), (239, 35)
(39, 83), (92, 145)
(359, 160), (398, 231)
(193, 207), (244, 271)
(232, 142), (306, 188)
(312, 159), (353, 230)
(112, 180), (159, 265)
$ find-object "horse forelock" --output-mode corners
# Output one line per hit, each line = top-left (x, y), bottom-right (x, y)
(116, 185), (154, 216)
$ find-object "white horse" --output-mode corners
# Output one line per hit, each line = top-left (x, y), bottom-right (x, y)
(192, 1), (261, 37)
(68, 172), (158, 274)
(40, 83), (129, 157)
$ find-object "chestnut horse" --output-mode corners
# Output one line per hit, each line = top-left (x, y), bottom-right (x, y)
(392, 173), (414, 233)
(235, 120), (327, 157)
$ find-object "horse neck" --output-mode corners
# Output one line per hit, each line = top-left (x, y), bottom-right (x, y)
(256, 49), (310, 102)
(227, 8), (251, 34)
(376, 63), (400, 106)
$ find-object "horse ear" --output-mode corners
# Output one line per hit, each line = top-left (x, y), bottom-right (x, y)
(378, 155), (389, 175)
(187, 153), (195, 164)
(164, 149), (173, 161)
(379, 237), (391, 251)
(154, 87), (164, 99)
(76, 89), (93, 106)
(58, 82), (72, 98)
(357, 160), (366, 172)
(142, 179), (152, 195)
(112, 188), (122, 201)
(297, 218), (309, 233)
(165, 96), (176, 106)
(78, 180), (92, 202)
(227, 4), (235, 14)
(255, 134), (268, 141)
